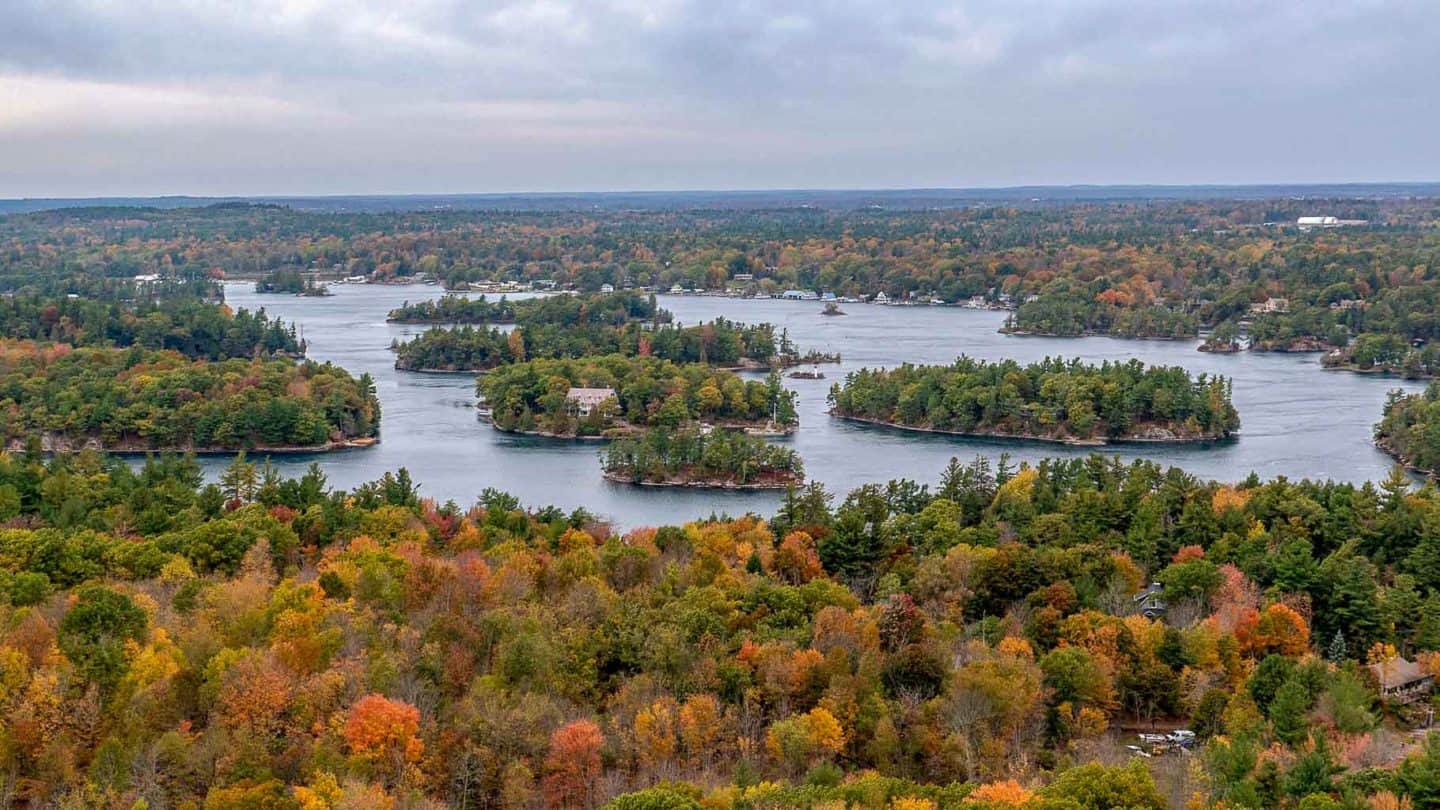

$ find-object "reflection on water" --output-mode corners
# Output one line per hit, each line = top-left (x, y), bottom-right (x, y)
(205, 282), (1425, 526)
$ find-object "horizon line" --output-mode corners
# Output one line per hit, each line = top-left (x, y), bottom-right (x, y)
(7, 179), (1440, 205)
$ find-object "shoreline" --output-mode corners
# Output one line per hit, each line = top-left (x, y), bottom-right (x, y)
(489, 420), (797, 441)
(10, 435), (379, 456)
(601, 469), (801, 490)
(830, 412), (1231, 446)
(1322, 362), (1434, 380)
(1374, 435), (1433, 477)
(386, 318), (518, 326)
(395, 364), (490, 374)
(998, 328), (1197, 342)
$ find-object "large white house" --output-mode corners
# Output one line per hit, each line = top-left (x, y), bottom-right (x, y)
(566, 387), (617, 416)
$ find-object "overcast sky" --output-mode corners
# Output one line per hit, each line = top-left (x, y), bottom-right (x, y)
(1, 0), (1437, 197)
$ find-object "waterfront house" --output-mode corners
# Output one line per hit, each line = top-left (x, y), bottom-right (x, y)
(1249, 298), (1289, 314)
(873, 291), (890, 304)
(566, 387), (617, 417)
(1369, 657), (1434, 704)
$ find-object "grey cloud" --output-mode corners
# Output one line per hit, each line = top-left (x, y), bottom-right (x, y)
(0, 0), (1436, 196)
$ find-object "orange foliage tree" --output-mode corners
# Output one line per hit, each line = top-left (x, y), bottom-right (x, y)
(343, 694), (424, 780)
(543, 719), (604, 809)
(1235, 603), (1310, 659)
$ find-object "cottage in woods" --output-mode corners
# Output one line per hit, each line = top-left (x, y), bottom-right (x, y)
(1134, 582), (1167, 620)
(1369, 657), (1435, 704)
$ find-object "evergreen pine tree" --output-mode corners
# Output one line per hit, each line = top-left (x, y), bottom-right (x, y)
(1326, 629), (1347, 663)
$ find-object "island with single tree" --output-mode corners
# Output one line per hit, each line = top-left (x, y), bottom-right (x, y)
(828, 356), (1239, 445)
(478, 355), (797, 438)
(600, 426), (803, 489)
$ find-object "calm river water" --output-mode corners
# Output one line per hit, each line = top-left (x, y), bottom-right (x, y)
(210, 282), (1425, 526)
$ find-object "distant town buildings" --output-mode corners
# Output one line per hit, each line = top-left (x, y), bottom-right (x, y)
(1297, 215), (1368, 231)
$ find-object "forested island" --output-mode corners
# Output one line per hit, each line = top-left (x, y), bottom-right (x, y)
(6, 447), (1440, 806)
(478, 355), (796, 437)
(255, 268), (329, 296)
(829, 356), (1239, 445)
(387, 290), (664, 326)
(600, 426), (803, 488)
(393, 315), (826, 372)
(0, 342), (378, 452)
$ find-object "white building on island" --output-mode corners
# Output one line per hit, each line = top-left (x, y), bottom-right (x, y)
(566, 387), (617, 416)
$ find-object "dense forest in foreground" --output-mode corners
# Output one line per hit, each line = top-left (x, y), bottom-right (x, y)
(2, 451), (1440, 807)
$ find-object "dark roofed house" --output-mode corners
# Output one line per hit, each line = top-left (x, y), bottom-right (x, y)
(1370, 657), (1434, 704)
(1134, 582), (1167, 620)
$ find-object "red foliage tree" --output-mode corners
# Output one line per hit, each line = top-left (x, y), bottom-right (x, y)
(542, 719), (604, 809)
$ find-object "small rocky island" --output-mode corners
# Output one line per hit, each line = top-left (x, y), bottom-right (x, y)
(828, 355), (1239, 445)
(600, 426), (803, 489)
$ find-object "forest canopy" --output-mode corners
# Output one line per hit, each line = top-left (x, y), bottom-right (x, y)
(0, 450), (1438, 806)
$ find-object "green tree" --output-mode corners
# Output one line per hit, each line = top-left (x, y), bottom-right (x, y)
(58, 584), (148, 691)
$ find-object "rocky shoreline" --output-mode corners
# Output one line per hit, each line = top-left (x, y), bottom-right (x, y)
(601, 469), (801, 490)
(394, 363), (491, 374)
(831, 413), (1230, 446)
(8, 433), (379, 456)
(999, 328), (1196, 342)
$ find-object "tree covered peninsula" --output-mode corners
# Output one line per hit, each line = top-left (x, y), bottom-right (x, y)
(1375, 383), (1440, 473)
(829, 356), (1239, 445)
(478, 355), (796, 437)
(0, 342), (379, 452)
